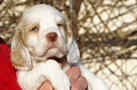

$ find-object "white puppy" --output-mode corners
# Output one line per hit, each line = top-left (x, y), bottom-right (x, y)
(10, 4), (109, 90)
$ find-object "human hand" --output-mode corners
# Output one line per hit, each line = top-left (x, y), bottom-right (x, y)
(66, 66), (88, 90)
(39, 66), (88, 90)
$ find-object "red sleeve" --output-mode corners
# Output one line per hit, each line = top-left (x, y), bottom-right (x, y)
(0, 37), (21, 90)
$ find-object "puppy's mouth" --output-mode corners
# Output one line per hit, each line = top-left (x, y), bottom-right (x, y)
(47, 55), (67, 63)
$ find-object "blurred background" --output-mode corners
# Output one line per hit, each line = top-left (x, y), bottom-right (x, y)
(0, 0), (137, 90)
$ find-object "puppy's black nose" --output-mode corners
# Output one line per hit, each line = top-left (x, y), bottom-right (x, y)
(46, 32), (58, 42)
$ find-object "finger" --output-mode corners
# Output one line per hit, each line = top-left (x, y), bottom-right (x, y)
(70, 78), (86, 90)
(66, 66), (81, 80)
(39, 81), (53, 90)
(70, 78), (80, 90)
(76, 76), (88, 90)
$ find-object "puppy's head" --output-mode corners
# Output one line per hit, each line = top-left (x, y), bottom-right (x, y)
(10, 4), (80, 70)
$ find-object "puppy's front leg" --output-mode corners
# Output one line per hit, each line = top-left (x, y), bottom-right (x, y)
(17, 60), (70, 90)
(44, 59), (70, 90)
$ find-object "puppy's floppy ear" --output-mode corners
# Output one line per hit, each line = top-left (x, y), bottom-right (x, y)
(66, 21), (80, 63)
(10, 26), (32, 71)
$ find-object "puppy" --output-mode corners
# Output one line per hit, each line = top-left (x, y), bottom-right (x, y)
(10, 4), (109, 90)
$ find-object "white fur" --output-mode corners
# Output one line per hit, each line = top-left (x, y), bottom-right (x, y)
(11, 4), (110, 90)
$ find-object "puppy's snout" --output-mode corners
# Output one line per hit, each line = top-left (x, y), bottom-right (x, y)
(46, 32), (58, 42)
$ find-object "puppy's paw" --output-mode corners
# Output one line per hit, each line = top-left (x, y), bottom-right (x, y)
(44, 60), (70, 90)
(53, 71), (70, 90)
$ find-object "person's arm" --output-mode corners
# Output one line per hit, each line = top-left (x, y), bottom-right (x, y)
(0, 37), (21, 90)
(39, 66), (88, 90)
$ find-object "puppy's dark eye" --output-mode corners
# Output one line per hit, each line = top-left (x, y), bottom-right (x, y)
(57, 24), (64, 27)
(31, 27), (39, 31)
